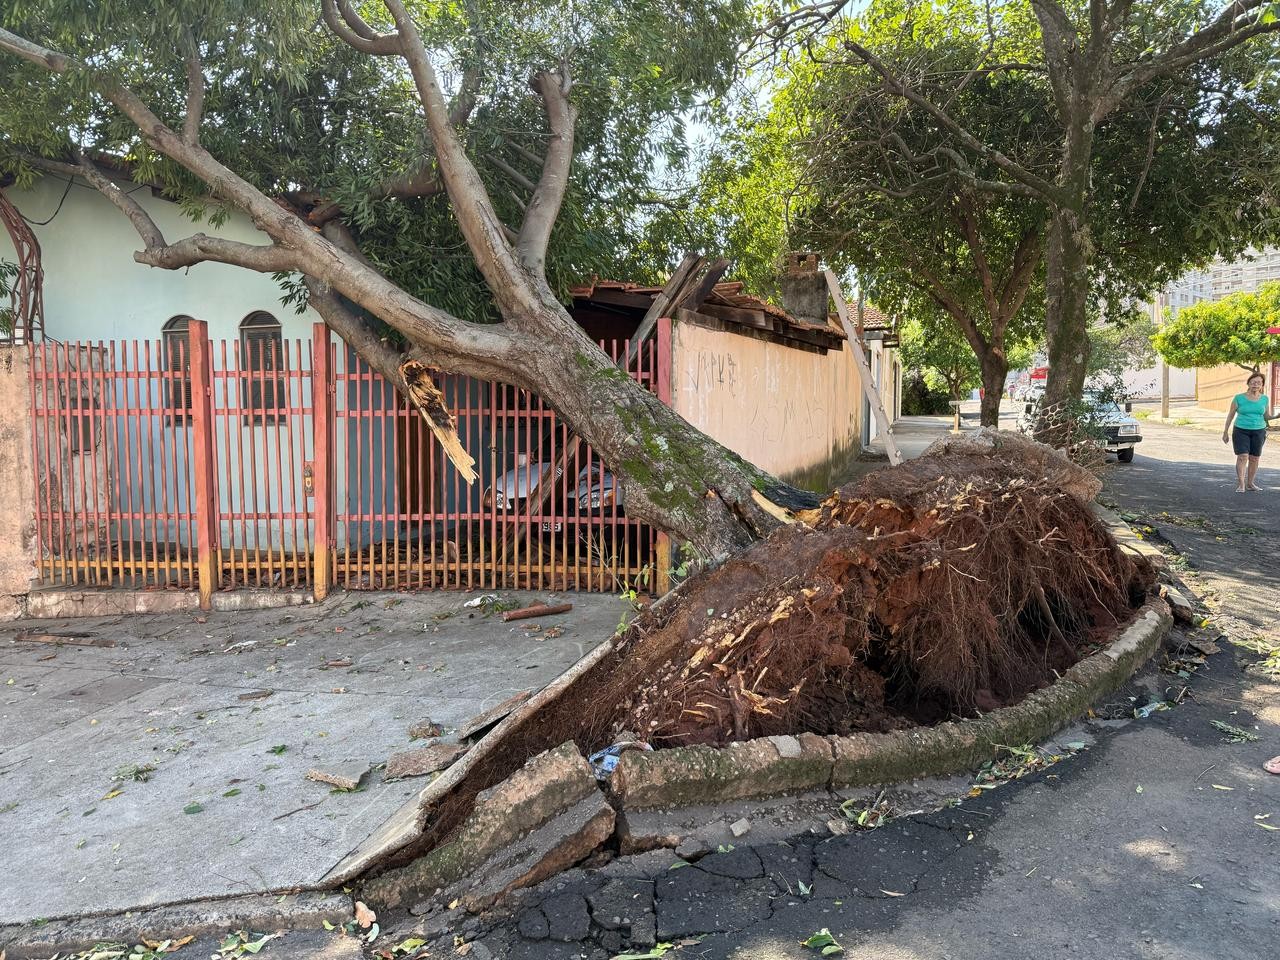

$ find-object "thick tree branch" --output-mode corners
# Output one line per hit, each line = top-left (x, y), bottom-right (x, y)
(954, 196), (1000, 323)
(181, 29), (204, 145)
(995, 226), (1043, 337)
(134, 234), (300, 271)
(322, 0), (402, 55)
(517, 66), (577, 275)
(71, 152), (166, 249)
(381, 0), (543, 315)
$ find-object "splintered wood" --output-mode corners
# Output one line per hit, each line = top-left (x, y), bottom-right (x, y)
(400, 359), (477, 484)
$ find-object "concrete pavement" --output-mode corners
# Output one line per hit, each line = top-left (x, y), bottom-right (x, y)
(0, 590), (624, 925)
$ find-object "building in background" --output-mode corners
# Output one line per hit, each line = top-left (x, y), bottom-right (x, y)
(1209, 245), (1280, 298)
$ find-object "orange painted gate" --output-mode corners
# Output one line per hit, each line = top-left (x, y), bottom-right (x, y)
(28, 321), (669, 603)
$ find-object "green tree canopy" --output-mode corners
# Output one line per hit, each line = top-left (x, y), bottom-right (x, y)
(0, 0), (751, 322)
(1152, 283), (1280, 369)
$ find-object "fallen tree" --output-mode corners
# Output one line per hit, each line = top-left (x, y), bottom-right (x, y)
(391, 431), (1154, 866)
(0, 0), (809, 559)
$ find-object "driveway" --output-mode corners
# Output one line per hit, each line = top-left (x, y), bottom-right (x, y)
(0, 590), (624, 924)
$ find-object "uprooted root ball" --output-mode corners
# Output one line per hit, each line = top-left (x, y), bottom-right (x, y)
(602, 453), (1153, 748)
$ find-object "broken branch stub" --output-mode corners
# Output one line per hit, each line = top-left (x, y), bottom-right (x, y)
(400, 359), (477, 484)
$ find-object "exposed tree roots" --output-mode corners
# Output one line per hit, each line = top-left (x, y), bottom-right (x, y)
(403, 434), (1153, 863)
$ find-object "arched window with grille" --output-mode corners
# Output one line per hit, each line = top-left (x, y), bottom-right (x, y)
(162, 315), (193, 422)
(239, 311), (285, 422)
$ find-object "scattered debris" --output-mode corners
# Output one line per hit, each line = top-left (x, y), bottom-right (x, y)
(802, 928), (843, 956)
(729, 817), (752, 838)
(306, 762), (371, 791)
(354, 900), (377, 929)
(386, 743), (468, 779)
(113, 763), (157, 783)
(1161, 586), (1196, 624)
(323, 658), (353, 669)
(502, 602), (574, 623)
(459, 690), (532, 741)
(15, 630), (115, 648)
(1209, 720), (1259, 743)
(237, 689), (273, 701)
(587, 740), (652, 781)
(214, 930), (279, 958)
(1185, 636), (1222, 656)
(408, 719), (445, 740)
(464, 594), (518, 617)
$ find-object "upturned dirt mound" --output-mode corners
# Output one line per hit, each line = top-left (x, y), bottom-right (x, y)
(599, 450), (1150, 747)
(401, 432), (1154, 863)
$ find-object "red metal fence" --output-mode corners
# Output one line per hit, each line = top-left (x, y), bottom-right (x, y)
(28, 321), (668, 604)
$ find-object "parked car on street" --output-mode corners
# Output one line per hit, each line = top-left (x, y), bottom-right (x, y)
(1017, 391), (1143, 462)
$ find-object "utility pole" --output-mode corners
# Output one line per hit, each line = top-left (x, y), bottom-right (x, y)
(1154, 291), (1169, 419)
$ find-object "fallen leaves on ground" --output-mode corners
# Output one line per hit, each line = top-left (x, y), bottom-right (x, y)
(1209, 720), (1259, 743)
(801, 928), (843, 956)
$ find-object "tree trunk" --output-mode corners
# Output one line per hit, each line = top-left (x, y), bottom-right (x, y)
(979, 356), (1007, 427)
(1041, 205), (1092, 436)
(513, 301), (818, 559)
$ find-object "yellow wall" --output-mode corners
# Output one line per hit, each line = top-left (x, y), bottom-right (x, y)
(670, 319), (863, 482)
(1197, 363), (1280, 413)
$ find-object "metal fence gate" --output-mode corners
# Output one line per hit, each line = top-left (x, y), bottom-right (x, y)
(28, 320), (669, 604)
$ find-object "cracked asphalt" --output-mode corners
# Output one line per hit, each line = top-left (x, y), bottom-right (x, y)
(437, 421), (1280, 960)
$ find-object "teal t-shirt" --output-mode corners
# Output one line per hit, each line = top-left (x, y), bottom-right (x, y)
(1235, 393), (1270, 430)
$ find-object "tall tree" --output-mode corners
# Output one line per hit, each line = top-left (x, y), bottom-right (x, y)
(768, 0), (1280, 431)
(0, 0), (818, 559)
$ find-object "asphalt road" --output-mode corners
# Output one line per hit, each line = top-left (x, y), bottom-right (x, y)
(457, 420), (1280, 960)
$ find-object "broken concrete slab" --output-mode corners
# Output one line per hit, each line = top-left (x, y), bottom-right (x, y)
(307, 762), (371, 792)
(385, 743), (468, 780)
(458, 690), (532, 740)
(361, 740), (607, 910)
(461, 793), (615, 911)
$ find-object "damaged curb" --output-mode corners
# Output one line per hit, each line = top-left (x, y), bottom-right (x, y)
(612, 598), (1171, 806)
(0, 891), (352, 958)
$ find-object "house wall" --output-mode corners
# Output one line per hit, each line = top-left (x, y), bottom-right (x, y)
(1121, 364), (1196, 400)
(0, 347), (37, 617)
(1, 178), (391, 556)
(670, 318), (862, 490)
(1198, 362), (1280, 415)
(1, 177), (316, 342)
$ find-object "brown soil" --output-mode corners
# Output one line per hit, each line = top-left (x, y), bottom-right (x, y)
(391, 435), (1154, 869)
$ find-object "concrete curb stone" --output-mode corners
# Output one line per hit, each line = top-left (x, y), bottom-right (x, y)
(0, 891), (352, 958)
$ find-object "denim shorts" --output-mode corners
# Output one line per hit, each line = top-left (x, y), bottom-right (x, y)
(1232, 427), (1267, 457)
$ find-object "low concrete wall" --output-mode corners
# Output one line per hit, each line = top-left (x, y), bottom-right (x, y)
(0, 346), (37, 619)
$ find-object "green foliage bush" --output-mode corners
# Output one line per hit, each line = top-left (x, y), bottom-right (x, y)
(1152, 283), (1280, 369)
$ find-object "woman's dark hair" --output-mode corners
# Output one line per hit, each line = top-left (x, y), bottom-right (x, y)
(1246, 371), (1265, 387)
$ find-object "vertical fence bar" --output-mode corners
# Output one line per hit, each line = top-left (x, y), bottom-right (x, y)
(311, 324), (333, 600)
(654, 317), (673, 595)
(188, 320), (218, 609)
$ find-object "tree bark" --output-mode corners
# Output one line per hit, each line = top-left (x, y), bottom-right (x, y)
(979, 353), (1008, 427)
(1041, 205), (1092, 429)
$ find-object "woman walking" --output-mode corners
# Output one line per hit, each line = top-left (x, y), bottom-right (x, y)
(1221, 371), (1277, 492)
